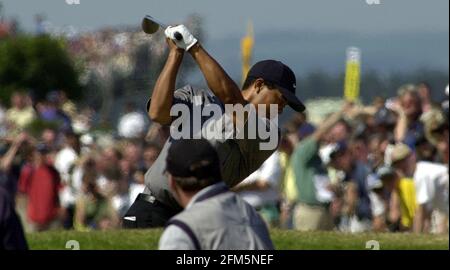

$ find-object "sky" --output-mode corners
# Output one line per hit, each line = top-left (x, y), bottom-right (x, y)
(1, 0), (449, 40)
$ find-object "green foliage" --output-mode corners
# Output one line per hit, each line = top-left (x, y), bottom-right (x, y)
(0, 35), (81, 105)
(23, 118), (61, 138)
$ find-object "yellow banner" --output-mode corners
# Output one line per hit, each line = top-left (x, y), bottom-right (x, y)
(241, 21), (254, 84)
(344, 47), (361, 102)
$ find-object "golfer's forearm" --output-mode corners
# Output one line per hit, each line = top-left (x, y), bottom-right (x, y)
(189, 44), (245, 105)
(149, 51), (184, 125)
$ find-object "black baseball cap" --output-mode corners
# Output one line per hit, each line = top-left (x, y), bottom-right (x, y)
(246, 60), (305, 112)
(166, 139), (222, 181)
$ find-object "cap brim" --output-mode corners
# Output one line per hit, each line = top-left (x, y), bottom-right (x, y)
(278, 87), (305, 112)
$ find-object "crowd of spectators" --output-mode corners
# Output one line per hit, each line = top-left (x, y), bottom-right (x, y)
(243, 82), (449, 234)
(2, 81), (447, 235)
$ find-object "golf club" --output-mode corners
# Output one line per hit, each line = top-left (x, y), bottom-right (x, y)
(142, 15), (183, 41)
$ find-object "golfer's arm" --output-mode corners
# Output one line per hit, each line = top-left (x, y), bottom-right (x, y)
(148, 51), (184, 125)
(189, 44), (246, 105)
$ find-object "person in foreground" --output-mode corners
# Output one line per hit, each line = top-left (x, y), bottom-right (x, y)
(0, 186), (28, 250)
(158, 139), (274, 250)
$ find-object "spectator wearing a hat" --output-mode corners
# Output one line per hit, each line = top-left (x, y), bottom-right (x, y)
(17, 143), (62, 232)
(378, 167), (410, 232)
(389, 141), (449, 233)
(159, 139), (273, 250)
(422, 108), (449, 165)
(321, 141), (373, 233)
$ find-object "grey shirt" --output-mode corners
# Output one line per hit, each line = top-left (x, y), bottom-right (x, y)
(159, 182), (274, 250)
(144, 85), (277, 210)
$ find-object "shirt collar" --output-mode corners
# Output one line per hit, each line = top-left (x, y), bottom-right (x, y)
(185, 182), (228, 209)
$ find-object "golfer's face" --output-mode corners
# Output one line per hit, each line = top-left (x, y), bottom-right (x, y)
(257, 86), (287, 117)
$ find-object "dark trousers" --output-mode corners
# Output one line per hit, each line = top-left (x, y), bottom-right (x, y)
(122, 193), (180, 228)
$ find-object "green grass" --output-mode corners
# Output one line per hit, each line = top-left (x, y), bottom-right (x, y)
(26, 229), (449, 250)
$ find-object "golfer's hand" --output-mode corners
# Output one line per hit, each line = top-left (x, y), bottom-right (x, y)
(165, 38), (183, 54)
(164, 25), (198, 51)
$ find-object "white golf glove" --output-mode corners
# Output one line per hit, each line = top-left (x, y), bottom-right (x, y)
(164, 25), (198, 51)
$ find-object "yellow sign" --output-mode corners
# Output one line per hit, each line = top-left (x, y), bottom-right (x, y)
(241, 21), (254, 85)
(344, 47), (361, 102)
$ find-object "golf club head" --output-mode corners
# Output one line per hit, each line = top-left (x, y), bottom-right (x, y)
(142, 16), (160, 34)
(142, 15), (183, 41)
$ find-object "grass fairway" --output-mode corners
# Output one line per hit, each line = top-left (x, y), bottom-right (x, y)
(27, 229), (449, 250)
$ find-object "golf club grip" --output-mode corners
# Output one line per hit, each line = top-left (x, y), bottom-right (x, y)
(174, 32), (183, 41)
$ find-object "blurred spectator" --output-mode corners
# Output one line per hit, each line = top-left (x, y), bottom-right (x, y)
(0, 133), (29, 196)
(387, 143), (418, 231)
(373, 106), (397, 135)
(55, 131), (80, 183)
(291, 104), (352, 231)
(58, 91), (77, 120)
(40, 128), (58, 153)
(129, 168), (146, 204)
(392, 84), (424, 149)
(367, 133), (391, 171)
(322, 141), (373, 232)
(18, 144), (61, 232)
(74, 172), (118, 231)
(234, 151), (283, 228)
(143, 143), (161, 169)
(117, 102), (147, 139)
(123, 140), (144, 171)
(36, 92), (72, 132)
(72, 106), (95, 134)
(5, 92), (36, 131)
(279, 132), (298, 229)
(0, 186), (28, 250)
(367, 173), (388, 232)
(417, 82), (434, 113)
(0, 102), (6, 137)
(413, 157), (449, 234)
(423, 108), (449, 165)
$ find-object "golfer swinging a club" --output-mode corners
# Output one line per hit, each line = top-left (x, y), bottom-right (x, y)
(123, 24), (306, 228)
